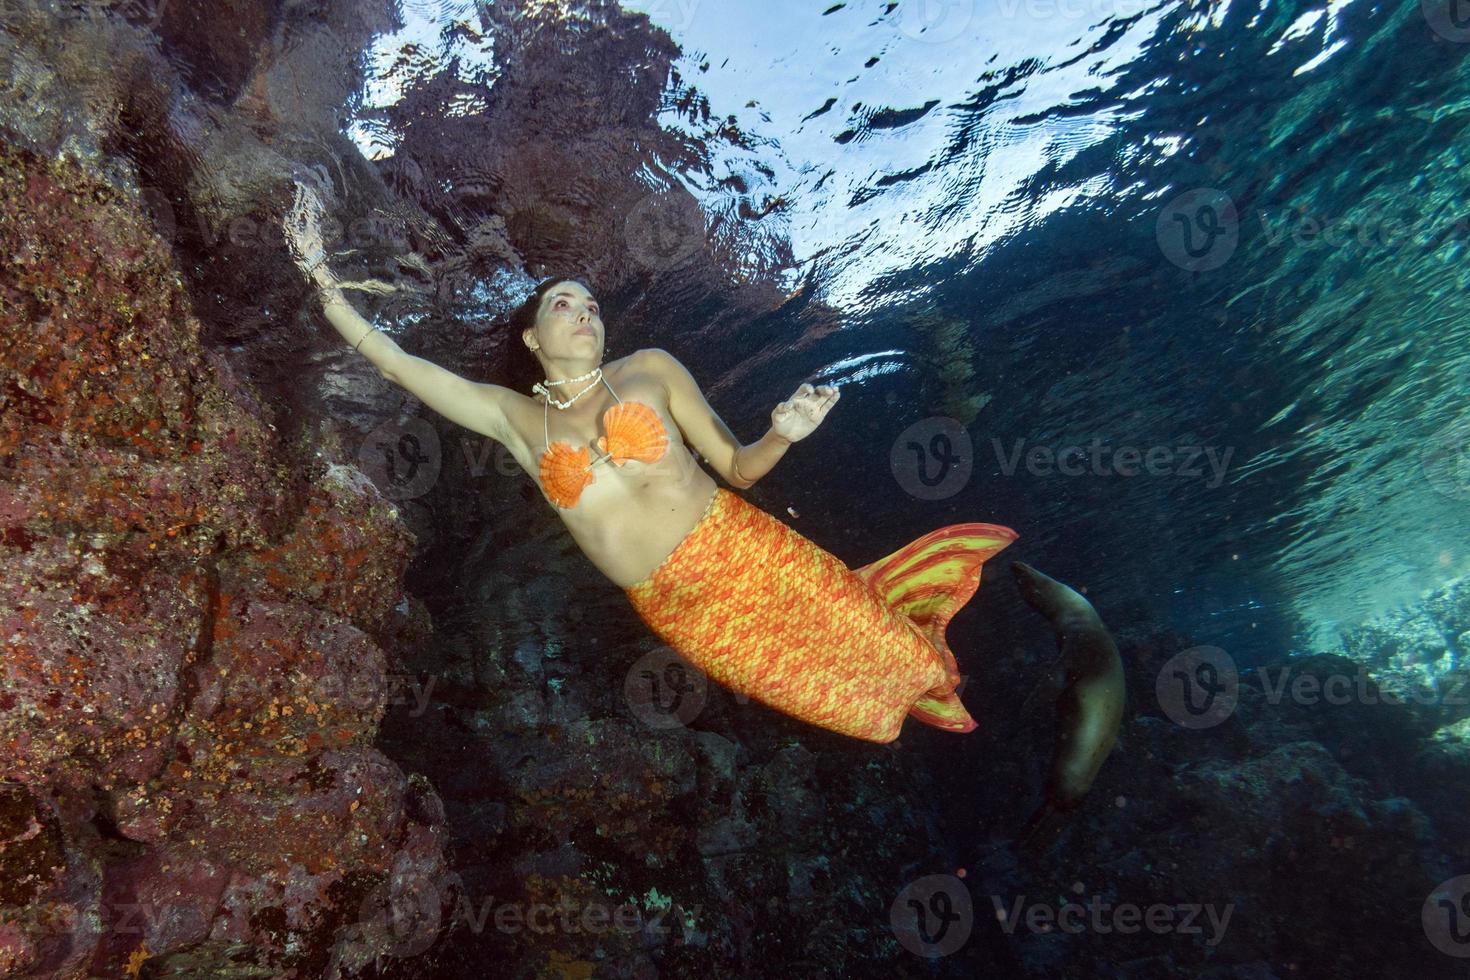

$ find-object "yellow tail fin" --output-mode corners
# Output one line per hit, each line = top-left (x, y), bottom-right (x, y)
(853, 522), (1017, 731)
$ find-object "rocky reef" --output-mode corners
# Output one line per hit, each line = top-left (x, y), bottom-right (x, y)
(0, 142), (450, 976)
(1339, 576), (1469, 728)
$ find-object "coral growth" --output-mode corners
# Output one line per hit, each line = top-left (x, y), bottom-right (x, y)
(0, 143), (450, 977)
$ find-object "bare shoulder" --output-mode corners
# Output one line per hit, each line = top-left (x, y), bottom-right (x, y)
(629, 346), (683, 383)
(633, 346), (676, 367)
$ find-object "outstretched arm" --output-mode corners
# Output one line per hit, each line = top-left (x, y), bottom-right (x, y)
(286, 176), (514, 444)
(313, 281), (514, 443)
(644, 347), (838, 489)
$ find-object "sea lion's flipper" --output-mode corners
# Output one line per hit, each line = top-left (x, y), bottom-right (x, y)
(854, 523), (1017, 688)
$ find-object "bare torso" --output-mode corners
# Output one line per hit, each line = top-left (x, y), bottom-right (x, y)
(496, 350), (719, 588)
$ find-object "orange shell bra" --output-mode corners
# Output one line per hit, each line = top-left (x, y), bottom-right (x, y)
(538, 374), (669, 508)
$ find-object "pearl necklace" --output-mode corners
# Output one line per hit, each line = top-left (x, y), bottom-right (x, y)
(532, 366), (604, 410)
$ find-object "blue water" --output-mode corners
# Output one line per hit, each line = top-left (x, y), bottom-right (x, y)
(499, 0), (1464, 667)
(355, 0), (1470, 667)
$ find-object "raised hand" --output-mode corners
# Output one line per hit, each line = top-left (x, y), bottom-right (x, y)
(284, 166), (334, 284)
(771, 383), (840, 443)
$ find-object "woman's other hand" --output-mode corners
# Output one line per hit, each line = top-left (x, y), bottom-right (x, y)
(771, 383), (839, 443)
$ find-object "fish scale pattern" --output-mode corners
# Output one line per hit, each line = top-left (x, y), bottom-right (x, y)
(624, 487), (1017, 743)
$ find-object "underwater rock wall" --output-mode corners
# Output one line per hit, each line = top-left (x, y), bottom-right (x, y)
(1339, 576), (1469, 724)
(0, 144), (451, 976)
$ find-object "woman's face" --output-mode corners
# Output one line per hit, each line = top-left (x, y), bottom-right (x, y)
(528, 280), (603, 361)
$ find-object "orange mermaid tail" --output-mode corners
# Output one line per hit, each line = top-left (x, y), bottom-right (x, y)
(622, 488), (1018, 744)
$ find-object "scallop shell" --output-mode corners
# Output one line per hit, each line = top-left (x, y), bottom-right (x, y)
(597, 401), (669, 465)
(540, 441), (594, 508)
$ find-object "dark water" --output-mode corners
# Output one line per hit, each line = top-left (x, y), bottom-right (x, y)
(350, 5), (1470, 971)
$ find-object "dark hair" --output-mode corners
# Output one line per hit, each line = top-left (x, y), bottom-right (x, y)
(495, 275), (590, 394)
(510, 276), (589, 336)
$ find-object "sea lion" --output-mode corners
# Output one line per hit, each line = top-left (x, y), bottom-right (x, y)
(1010, 561), (1126, 854)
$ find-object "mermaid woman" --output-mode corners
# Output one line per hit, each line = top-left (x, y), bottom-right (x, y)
(284, 177), (1025, 744)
